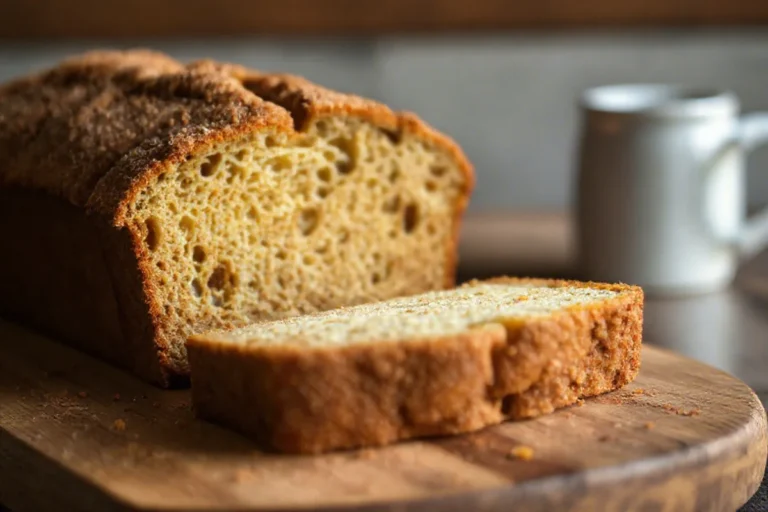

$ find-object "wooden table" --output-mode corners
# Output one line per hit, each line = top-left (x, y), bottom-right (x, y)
(2, 212), (766, 512)
(458, 212), (768, 407)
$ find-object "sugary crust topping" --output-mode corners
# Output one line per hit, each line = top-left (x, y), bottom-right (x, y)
(0, 49), (473, 225)
(187, 277), (644, 453)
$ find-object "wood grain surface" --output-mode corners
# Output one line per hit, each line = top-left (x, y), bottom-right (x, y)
(0, 318), (765, 512)
(1, 0), (768, 38)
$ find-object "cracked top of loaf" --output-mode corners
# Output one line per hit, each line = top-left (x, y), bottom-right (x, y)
(0, 49), (472, 225)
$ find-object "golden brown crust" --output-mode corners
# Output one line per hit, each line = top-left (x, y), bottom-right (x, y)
(187, 278), (644, 453)
(0, 49), (473, 226)
(0, 49), (473, 386)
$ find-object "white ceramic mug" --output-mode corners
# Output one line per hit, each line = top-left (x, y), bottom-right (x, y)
(576, 84), (768, 295)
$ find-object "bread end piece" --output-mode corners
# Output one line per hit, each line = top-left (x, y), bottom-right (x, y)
(187, 278), (643, 453)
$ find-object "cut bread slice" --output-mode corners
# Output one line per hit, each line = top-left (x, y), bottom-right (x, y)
(187, 277), (643, 453)
(0, 50), (472, 386)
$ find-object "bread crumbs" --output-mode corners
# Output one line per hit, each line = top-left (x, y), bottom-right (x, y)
(662, 403), (701, 416)
(112, 419), (126, 432)
(632, 388), (645, 395)
(576, 399), (585, 407)
(507, 446), (534, 461)
(644, 421), (656, 430)
(173, 401), (190, 410)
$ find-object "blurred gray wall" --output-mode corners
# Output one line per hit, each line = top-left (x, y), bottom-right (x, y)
(2, 29), (768, 213)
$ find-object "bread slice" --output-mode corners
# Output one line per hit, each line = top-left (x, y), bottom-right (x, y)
(0, 50), (473, 386)
(187, 277), (643, 454)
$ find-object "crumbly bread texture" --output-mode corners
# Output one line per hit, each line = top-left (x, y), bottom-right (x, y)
(187, 277), (644, 454)
(0, 50), (473, 386)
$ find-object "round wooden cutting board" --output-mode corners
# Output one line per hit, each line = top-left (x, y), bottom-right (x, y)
(0, 318), (766, 512)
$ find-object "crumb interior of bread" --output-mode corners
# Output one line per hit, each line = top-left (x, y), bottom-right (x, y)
(214, 283), (620, 346)
(128, 116), (467, 362)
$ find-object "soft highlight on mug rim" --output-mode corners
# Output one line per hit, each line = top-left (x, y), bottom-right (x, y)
(581, 83), (739, 118)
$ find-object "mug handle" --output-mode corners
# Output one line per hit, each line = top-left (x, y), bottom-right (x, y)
(734, 113), (768, 257)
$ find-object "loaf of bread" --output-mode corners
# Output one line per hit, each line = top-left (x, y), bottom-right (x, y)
(187, 277), (643, 454)
(0, 50), (473, 386)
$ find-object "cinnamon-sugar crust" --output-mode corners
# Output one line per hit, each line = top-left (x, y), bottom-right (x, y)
(0, 49), (474, 385)
(187, 278), (643, 453)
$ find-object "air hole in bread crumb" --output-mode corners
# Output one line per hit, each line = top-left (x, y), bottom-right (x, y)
(430, 165), (447, 177)
(207, 263), (237, 305)
(371, 272), (382, 284)
(383, 195), (401, 214)
(267, 155), (292, 173)
(389, 169), (400, 183)
(404, 203), (419, 233)
(315, 120), (329, 135)
(179, 216), (196, 239)
(336, 159), (352, 175)
(191, 279), (203, 298)
(247, 206), (258, 220)
(426, 180), (438, 192)
(329, 137), (355, 174)
(380, 128), (401, 145)
(200, 153), (223, 177)
(298, 208), (319, 236)
(193, 245), (206, 264)
(265, 135), (279, 148)
(145, 217), (161, 251)
(338, 230), (350, 243)
(317, 166), (333, 182)
(297, 136), (317, 148)
(426, 223), (437, 236)
(236, 149), (248, 161)
(303, 254), (317, 266)
(276, 249), (287, 260)
(367, 178), (378, 189)
(157, 173), (167, 183)
(317, 186), (330, 199)
(226, 162), (246, 183)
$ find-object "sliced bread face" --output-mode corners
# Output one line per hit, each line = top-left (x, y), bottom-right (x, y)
(0, 50), (473, 385)
(187, 278), (644, 454)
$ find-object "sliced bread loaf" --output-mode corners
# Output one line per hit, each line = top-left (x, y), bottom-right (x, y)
(187, 277), (644, 453)
(0, 50), (472, 386)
